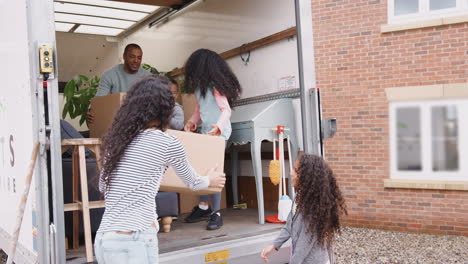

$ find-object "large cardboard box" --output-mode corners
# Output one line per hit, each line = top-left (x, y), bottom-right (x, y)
(162, 130), (227, 213)
(89, 93), (126, 138)
(90, 93), (198, 138)
(159, 129), (224, 195)
(88, 93), (226, 210)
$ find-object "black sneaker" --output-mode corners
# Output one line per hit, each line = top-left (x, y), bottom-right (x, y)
(184, 206), (212, 223)
(206, 213), (223, 230)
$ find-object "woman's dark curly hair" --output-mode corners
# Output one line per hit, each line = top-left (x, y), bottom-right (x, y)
(99, 75), (175, 190)
(184, 49), (241, 105)
(295, 154), (347, 249)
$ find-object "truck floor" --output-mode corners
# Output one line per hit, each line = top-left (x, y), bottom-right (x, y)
(66, 208), (285, 263)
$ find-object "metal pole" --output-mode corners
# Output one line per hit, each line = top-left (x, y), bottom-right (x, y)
(294, 0), (321, 155)
(26, 0), (66, 263)
(45, 1), (66, 260)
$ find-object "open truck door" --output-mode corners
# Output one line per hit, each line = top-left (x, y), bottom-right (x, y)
(0, 0), (65, 263)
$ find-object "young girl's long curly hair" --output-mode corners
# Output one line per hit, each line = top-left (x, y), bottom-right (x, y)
(99, 75), (175, 189)
(295, 154), (347, 249)
(184, 49), (241, 105)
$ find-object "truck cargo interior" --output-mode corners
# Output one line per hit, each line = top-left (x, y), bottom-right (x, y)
(55, 0), (309, 262)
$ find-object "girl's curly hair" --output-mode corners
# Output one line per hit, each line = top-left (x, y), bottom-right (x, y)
(295, 154), (347, 249)
(184, 49), (241, 105)
(99, 75), (175, 189)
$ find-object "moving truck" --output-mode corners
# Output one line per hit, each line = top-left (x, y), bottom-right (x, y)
(1, 0), (328, 263)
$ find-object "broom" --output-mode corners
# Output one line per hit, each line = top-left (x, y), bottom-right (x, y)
(266, 126), (284, 223)
(277, 129), (292, 222)
(268, 137), (280, 186)
(286, 134), (296, 198)
(266, 126), (292, 223)
(269, 125), (285, 185)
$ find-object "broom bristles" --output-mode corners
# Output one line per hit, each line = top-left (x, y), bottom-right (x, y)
(269, 160), (281, 185)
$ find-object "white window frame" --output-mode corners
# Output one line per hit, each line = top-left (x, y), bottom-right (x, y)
(390, 99), (468, 181)
(388, 0), (468, 24)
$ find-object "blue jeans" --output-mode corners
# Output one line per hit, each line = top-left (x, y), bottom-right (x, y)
(94, 226), (158, 264)
(199, 192), (221, 212)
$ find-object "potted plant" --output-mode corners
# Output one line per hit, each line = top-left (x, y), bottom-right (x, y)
(62, 75), (100, 126)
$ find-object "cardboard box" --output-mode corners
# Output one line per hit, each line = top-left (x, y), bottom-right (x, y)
(172, 130), (227, 212)
(89, 93), (126, 138)
(181, 93), (197, 124)
(90, 93), (197, 138)
(160, 129), (225, 195)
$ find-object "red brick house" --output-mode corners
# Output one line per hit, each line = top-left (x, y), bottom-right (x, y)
(314, 0), (468, 235)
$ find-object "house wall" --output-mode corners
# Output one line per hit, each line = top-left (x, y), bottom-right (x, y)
(313, 0), (468, 235)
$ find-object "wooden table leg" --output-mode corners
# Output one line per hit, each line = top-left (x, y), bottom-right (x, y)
(78, 145), (94, 263)
(161, 216), (173, 233)
(72, 147), (80, 249)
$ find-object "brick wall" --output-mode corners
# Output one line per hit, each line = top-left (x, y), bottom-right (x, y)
(312, 0), (468, 235)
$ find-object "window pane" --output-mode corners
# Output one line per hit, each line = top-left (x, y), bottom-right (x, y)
(397, 108), (421, 171)
(432, 106), (458, 171)
(430, 0), (456, 10)
(395, 0), (419, 16)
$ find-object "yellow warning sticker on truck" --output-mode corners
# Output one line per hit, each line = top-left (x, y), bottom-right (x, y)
(205, 249), (230, 262)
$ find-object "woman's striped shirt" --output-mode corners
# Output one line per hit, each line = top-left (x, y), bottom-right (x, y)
(97, 129), (209, 233)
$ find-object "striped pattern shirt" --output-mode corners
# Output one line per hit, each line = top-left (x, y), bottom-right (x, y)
(97, 129), (210, 233)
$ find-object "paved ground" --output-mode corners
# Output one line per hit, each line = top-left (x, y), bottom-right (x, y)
(334, 227), (468, 264)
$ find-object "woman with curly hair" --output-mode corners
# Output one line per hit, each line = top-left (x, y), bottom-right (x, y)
(183, 49), (241, 230)
(94, 75), (225, 264)
(261, 154), (347, 264)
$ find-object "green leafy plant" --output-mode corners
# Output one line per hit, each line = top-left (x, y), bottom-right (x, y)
(142, 63), (161, 75)
(62, 75), (100, 126)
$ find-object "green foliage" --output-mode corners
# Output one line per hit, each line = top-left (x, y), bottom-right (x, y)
(62, 75), (100, 126)
(142, 63), (160, 75)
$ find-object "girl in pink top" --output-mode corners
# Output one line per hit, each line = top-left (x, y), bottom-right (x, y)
(183, 49), (241, 230)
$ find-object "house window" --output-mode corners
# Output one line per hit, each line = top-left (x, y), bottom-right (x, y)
(389, 0), (468, 23)
(390, 99), (468, 181)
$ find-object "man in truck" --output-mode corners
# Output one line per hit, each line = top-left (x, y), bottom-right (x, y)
(96, 43), (150, 96)
(87, 43), (151, 123)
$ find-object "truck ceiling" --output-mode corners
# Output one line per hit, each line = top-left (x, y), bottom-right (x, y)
(54, 0), (162, 36)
